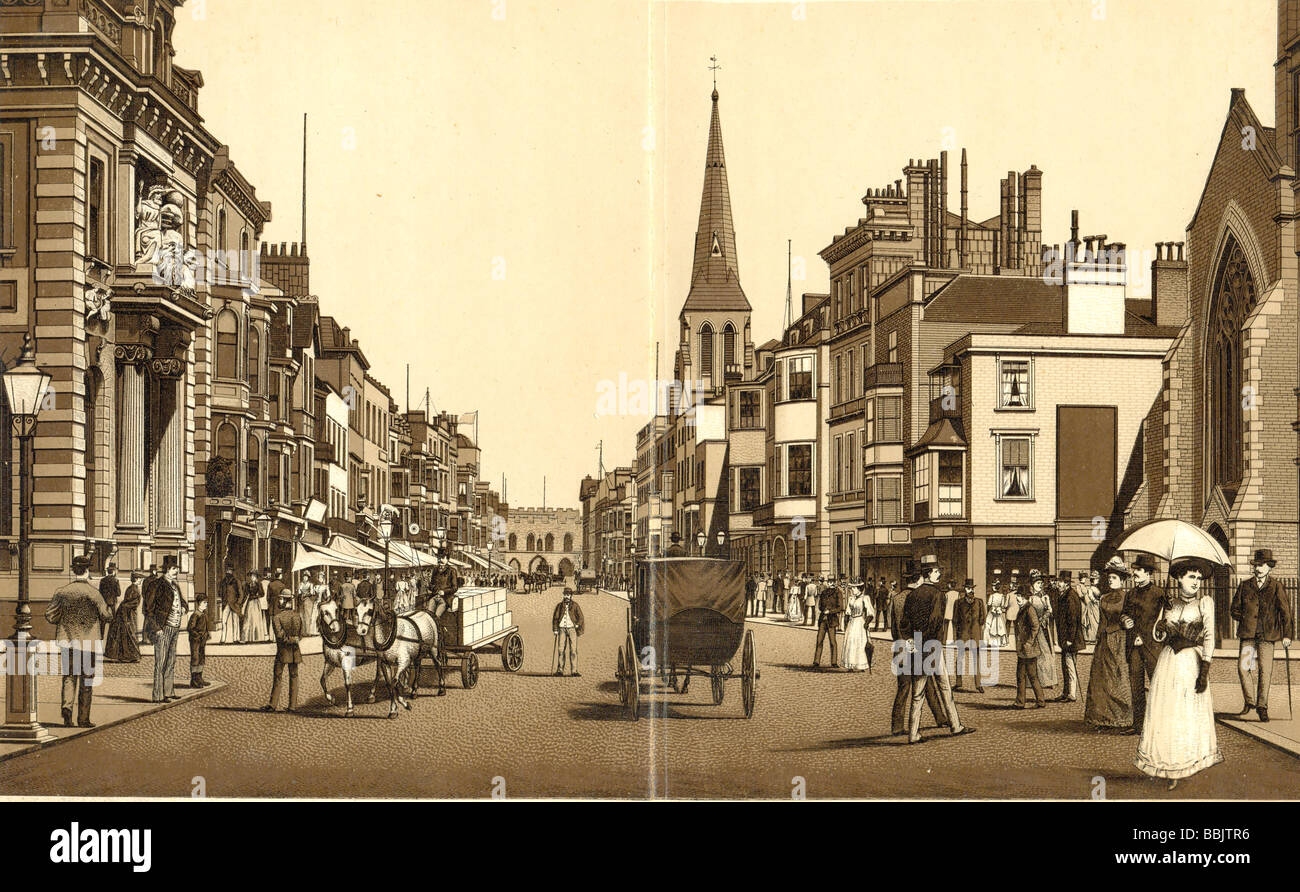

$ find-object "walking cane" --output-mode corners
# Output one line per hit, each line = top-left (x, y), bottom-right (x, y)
(551, 630), (560, 675)
(1286, 641), (1294, 720)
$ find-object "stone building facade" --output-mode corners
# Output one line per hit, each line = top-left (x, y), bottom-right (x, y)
(1142, 0), (1300, 577)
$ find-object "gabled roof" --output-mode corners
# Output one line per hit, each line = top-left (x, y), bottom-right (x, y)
(681, 89), (751, 315)
(1188, 89), (1284, 231)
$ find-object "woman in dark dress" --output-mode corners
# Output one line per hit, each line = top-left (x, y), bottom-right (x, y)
(104, 571), (142, 662)
(1084, 557), (1133, 731)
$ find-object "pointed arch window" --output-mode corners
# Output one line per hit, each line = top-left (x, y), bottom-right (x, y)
(545, 533), (555, 552)
(699, 323), (714, 380)
(1208, 236), (1257, 497)
(723, 323), (736, 370)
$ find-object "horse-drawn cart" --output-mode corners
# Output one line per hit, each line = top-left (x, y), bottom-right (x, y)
(614, 557), (757, 721)
(436, 587), (524, 689)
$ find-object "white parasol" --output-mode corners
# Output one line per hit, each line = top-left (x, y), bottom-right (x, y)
(1113, 519), (1231, 567)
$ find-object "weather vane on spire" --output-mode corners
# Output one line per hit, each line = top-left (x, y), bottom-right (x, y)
(709, 55), (721, 91)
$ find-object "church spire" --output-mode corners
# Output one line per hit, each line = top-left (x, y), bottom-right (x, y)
(683, 78), (750, 314)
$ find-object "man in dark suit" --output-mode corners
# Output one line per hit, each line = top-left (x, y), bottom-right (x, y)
(46, 556), (112, 727)
(144, 561), (186, 702)
(140, 564), (162, 643)
(665, 533), (687, 557)
(1230, 548), (1294, 722)
(745, 573), (758, 617)
(266, 568), (288, 612)
(264, 592), (304, 712)
(1053, 570), (1084, 702)
(889, 563), (948, 735)
(900, 555), (973, 743)
(1013, 588), (1046, 708)
(1122, 554), (1164, 732)
(952, 578), (987, 693)
(812, 574), (845, 668)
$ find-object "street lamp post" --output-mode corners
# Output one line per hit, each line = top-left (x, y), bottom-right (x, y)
(378, 509), (394, 604)
(0, 334), (55, 743)
(716, 530), (727, 559)
(695, 530), (707, 557)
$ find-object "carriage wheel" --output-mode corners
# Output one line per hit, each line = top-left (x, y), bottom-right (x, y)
(500, 632), (524, 672)
(625, 645), (640, 722)
(461, 652), (480, 689)
(741, 630), (756, 719)
(711, 665), (726, 706)
(616, 646), (627, 705)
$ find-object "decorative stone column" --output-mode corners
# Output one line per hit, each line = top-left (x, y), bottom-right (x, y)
(152, 356), (187, 534)
(114, 345), (151, 528)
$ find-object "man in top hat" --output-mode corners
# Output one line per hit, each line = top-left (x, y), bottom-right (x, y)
(144, 560), (186, 703)
(217, 564), (244, 644)
(900, 554), (973, 743)
(140, 563), (163, 643)
(45, 555), (112, 727)
(889, 560), (950, 735)
(952, 578), (987, 693)
(1052, 570), (1083, 702)
(1230, 548), (1293, 722)
(1122, 553), (1164, 733)
(264, 589), (304, 712)
(812, 573), (846, 668)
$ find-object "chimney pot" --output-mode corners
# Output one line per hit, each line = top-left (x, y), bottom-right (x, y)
(1176, 241), (1185, 261)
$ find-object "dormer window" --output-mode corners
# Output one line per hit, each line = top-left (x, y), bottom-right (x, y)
(710, 232), (722, 257)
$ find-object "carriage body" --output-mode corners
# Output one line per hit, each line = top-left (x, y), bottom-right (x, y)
(615, 557), (757, 720)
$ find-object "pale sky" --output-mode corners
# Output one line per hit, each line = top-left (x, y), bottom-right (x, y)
(173, 0), (1275, 509)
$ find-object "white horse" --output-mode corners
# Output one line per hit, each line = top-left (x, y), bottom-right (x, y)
(321, 599), (443, 718)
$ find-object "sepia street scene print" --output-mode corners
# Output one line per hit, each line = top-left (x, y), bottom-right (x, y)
(0, 0), (1299, 805)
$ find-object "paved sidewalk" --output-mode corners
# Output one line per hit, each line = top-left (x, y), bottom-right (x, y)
(0, 674), (224, 763)
(1211, 682), (1300, 759)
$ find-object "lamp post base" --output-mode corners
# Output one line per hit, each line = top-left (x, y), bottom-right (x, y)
(0, 636), (55, 744)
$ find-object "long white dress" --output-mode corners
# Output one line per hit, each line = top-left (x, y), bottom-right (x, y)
(840, 590), (874, 670)
(242, 586), (270, 643)
(984, 590), (1010, 646)
(786, 584), (804, 623)
(1081, 583), (1101, 643)
(1136, 595), (1224, 780)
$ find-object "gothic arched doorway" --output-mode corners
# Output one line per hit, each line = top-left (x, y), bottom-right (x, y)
(558, 558), (574, 579)
(772, 537), (787, 573)
(1206, 236), (1257, 505)
(1206, 523), (1233, 644)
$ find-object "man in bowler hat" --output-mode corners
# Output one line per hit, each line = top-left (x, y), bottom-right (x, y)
(812, 574), (845, 668)
(952, 578), (987, 692)
(1053, 570), (1083, 702)
(1122, 554), (1164, 733)
(46, 556), (112, 727)
(264, 591), (304, 712)
(1230, 548), (1293, 722)
(900, 555), (973, 742)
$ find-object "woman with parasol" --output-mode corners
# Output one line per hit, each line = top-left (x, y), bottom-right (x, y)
(1113, 519), (1229, 789)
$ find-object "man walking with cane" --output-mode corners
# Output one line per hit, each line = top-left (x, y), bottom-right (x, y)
(552, 588), (585, 677)
(1230, 548), (1293, 722)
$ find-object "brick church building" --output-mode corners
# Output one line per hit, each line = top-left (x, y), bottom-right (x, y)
(1142, 0), (1300, 579)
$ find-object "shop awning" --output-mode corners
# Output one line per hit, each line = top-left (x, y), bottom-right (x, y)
(293, 539), (384, 572)
(489, 558), (516, 575)
(462, 550), (491, 570)
(389, 540), (440, 567)
(327, 535), (415, 569)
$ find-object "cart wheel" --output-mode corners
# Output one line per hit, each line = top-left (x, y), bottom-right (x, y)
(741, 629), (756, 719)
(500, 631), (524, 672)
(711, 665), (726, 706)
(461, 652), (480, 689)
(625, 644), (640, 721)
(616, 646), (627, 705)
